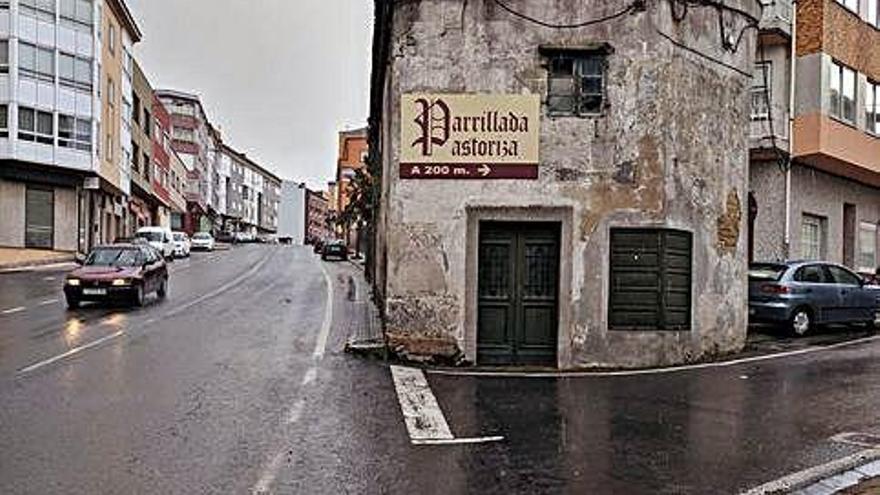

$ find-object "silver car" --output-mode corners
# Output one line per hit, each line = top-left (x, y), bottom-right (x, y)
(749, 261), (880, 336)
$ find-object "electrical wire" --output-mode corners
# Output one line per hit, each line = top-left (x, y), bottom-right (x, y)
(490, 0), (645, 29)
(656, 29), (752, 77)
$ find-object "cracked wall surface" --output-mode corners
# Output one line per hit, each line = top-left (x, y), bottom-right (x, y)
(377, 0), (760, 368)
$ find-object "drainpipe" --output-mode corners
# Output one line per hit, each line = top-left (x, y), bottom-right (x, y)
(784, 0), (797, 260)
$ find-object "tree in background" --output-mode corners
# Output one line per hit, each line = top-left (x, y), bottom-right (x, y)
(337, 168), (375, 259)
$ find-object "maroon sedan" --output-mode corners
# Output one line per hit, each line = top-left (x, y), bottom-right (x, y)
(64, 244), (169, 309)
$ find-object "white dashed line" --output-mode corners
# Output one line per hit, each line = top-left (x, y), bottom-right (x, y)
(38, 298), (58, 306)
(1, 306), (26, 315)
(285, 399), (306, 424)
(17, 330), (125, 375)
(313, 263), (334, 360)
(301, 367), (317, 386)
(252, 450), (287, 495)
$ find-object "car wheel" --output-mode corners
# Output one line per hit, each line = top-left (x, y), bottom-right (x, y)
(66, 297), (80, 310)
(157, 278), (168, 300)
(133, 284), (146, 307)
(789, 307), (812, 336)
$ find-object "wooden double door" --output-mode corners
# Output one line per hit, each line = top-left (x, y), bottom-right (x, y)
(477, 222), (560, 366)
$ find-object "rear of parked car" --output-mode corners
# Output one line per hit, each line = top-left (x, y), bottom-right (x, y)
(321, 241), (348, 261)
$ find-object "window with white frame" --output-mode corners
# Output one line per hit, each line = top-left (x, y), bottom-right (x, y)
(869, 0), (879, 27)
(859, 222), (878, 272)
(60, 0), (93, 30)
(19, 43), (55, 83)
(752, 61), (771, 120)
(836, 0), (859, 13)
(801, 214), (827, 260)
(58, 114), (91, 151)
(108, 24), (116, 53)
(0, 105), (8, 138)
(59, 53), (92, 92)
(0, 40), (8, 74)
(867, 81), (879, 135)
(830, 61), (857, 123)
(20, 0), (55, 22)
(19, 107), (54, 145)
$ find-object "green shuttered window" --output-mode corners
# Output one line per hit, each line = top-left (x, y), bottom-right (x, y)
(609, 229), (692, 331)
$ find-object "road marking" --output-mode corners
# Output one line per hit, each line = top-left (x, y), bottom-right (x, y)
(313, 263), (334, 360)
(740, 448), (880, 494)
(412, 436), (506, 445)
(43, 276), (56, 281)
(285, 399), (306, 424)
(17, 330), (125, 376)
(1, 306), (26, 315)
(390, 365), (454, 441)
(429, 334), (880, 379)
(38, 298), (58, 306)
(252, 450), (286, 495)
(301, 367), (317, 386)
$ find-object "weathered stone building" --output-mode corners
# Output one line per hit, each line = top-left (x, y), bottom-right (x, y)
(369, 0), (761, 369)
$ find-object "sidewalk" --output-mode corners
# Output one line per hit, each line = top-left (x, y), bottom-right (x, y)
(339, 259), (385, 357)
(0, 248), (75, 271)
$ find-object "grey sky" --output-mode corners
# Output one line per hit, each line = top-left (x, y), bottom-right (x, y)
(130, 0), (374, 190)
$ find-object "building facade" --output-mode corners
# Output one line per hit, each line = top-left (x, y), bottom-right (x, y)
(370, 0), (761, 369)
(0, 0), (139, 252)
(155, 89), (213, 235)
(277, 180), (305, 244)
(750, 0), (880, 276)
(305, 187), (329, 244)
(151, 91), (186, 229)
(127, 58), (158, 231)
(336, 127), (367, 250)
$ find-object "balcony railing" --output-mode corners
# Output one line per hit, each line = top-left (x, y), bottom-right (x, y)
(750, 101), (790, 152)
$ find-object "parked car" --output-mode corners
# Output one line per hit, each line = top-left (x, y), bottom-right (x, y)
(321, 240), (348, 261)
(172, 231), (191, 258)
(312, 238), (326, 254)
(64, 244), (168, 308)
(748, 261), (880, 336)
(135, 226), (175, 260)
(191, 232), (215, 251)
(216, 231), (235, 243)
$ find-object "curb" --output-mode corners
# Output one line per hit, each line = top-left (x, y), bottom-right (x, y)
(742, 449), (880, 494)
(0, 256), (76, 273)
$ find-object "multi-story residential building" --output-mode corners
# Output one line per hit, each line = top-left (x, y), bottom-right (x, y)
(219, 143), (280, 236)
(369, 0), (760, 369)
(151, 91), (185, 229)
(98, 0), (140, 244)
(277, 180), (305, 245)
(336, 127), (367, 250)
(0, 0), (140, 252)
(127, 58), (157, 231)
(155, 89), (214, 234)
(750, 0), (880, 275)
(305, 188), (330, 244)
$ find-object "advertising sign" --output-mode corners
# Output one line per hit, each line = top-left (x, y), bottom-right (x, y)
(400, 94), (540, 179)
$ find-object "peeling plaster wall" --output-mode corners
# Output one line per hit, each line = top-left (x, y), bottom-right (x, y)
(380, 0), (759, 368)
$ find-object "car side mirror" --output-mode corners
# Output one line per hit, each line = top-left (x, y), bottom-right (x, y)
(74, 253), (86, 265)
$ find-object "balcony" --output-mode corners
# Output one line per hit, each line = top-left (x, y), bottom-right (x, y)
(793, 113), (880, 187)
(750, 100), (790, 158)
(758, 0), (792, 43)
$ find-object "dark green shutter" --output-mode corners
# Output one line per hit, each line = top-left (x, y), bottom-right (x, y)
(609, 229), (692, 331)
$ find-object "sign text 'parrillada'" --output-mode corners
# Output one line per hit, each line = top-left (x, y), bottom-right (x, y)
(400, 94), (540, 179)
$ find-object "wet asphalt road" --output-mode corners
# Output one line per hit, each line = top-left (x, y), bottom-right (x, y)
(3, 245), (880, 493)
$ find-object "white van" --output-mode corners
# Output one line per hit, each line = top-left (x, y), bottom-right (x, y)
(135, 226), (175, 260)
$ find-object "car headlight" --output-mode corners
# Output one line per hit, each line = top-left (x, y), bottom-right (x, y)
(112, 279), (131, 287)
(66, 279), (80, 286)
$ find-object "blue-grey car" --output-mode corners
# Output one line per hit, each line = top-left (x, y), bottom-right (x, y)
(748, 261), (880, 336)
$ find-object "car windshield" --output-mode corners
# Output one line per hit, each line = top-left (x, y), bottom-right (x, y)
(193, 233), (211, 240)
(136, 231), (163, 242)
(173, 233), (186, 241)
(85, 248), (141, 267)
(748, 263), (787, 281)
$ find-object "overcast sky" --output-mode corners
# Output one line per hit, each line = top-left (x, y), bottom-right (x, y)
(129, 0), (374, 189)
